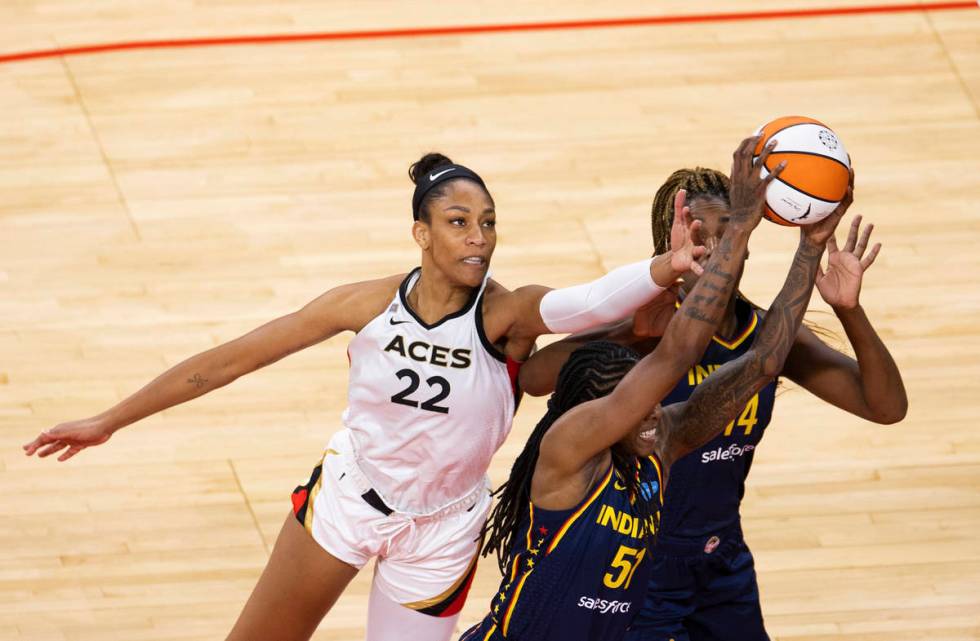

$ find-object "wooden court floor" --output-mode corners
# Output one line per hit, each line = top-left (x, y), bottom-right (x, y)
(2, 2), (979, 639)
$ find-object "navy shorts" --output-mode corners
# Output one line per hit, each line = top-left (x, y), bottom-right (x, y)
(625, 527), (769, 641)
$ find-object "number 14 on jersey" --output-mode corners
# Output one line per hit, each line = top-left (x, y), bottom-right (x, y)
(723, 393), (759, 436)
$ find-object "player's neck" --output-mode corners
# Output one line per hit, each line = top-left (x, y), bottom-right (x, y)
(408, 267), (475, 325)
(715, 295), (741, 340)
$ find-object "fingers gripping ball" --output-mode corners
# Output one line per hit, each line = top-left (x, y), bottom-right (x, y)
(752, 116), (850, 226)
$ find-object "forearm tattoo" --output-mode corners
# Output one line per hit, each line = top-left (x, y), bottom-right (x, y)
(753, 240), (824, 373)
(678, 236), (739, 330)
(674, 239), (824, 452)
(187, 373), (209, 389)
(641, 233), (741, 397)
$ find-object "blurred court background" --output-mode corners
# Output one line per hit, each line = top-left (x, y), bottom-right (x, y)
(1, 1), (979, 639)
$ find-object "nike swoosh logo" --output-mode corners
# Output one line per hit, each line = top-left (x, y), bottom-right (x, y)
(429, 167), (456, 181)
(389, 318), (411, 325)
(798, 204), (812, 219)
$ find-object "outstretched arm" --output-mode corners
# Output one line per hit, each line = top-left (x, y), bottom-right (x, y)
(661, 196), (855, 466)
(781, 215), (906, 423)
(483, 188), (704, 354)
(22, 278), (395, 461)
(539, 136), (784, 473)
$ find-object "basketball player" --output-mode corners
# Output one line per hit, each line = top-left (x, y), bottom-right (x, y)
(518, 166), (905, 641)
(461, 136), (846, 641)
(22, 145), (725, 641)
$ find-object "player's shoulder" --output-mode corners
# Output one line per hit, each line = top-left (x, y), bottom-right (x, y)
(484, 278), (512, 298)
(480, 279), (512, 315)
(484, 278), (549, 307)
(482, 278), (549, 346)
(313, 272), (407, 332)
(357, 272), (408, 295)
(328, 272), (405, 304)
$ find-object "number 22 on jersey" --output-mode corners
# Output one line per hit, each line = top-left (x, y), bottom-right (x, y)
(390, 369), (452, 414)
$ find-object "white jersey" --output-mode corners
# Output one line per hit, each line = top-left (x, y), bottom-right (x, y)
(343, 268), (517, 515)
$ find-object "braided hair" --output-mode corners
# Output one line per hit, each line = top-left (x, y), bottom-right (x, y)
(481, 341), (660, 574)
(649, 166), (762, 314)
(650, 167), (731, 256)
(650, 168), (838, 348)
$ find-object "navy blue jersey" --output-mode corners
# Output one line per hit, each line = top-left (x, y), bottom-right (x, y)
(657, 298), (777, 539)
(463, 457), (664, 641)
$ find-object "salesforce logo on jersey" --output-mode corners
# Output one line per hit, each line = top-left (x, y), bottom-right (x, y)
(577, 596), (631, 615)
(701, 443), (755, 464)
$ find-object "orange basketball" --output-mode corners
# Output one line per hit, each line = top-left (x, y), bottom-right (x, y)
(752, 115), (850, 226)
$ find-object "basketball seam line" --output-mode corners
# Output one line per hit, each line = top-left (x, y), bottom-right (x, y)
(758, 120), (824, 146)
(767, 174), (840, 205)
(765, 149), (850, 172)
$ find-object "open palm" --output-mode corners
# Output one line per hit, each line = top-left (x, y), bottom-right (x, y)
(817, 215), (881, 309)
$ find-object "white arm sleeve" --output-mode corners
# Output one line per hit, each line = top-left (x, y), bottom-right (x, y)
(538, 258), (667, 334)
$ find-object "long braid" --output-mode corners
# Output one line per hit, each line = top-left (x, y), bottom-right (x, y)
(480, 402), (560, 574)
(609, 446), (659, 550)
(481, 341), (655, 573)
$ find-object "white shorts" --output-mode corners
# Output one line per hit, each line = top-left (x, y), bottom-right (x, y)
(290, 429), (491, 617)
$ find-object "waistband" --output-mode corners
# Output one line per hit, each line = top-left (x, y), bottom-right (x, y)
(653, 521), (744, 558)
(338, 429), (489, 521)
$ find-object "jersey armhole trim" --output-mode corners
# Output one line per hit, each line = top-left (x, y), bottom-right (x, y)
(545, 463), (614, 554)
(475, 291), (507, 363)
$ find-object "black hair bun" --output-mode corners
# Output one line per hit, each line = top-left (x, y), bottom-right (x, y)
(409, 153), (454, 185)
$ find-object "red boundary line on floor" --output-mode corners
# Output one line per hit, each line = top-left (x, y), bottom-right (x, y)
(0, 1), (975, 65)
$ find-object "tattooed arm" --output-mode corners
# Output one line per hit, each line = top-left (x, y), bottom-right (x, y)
(539, 136), (785, 474)
(659, 194), (854, 468)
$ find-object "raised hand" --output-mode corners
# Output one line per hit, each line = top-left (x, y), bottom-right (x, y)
(728, 136), (786, 231)
(816, 214), (881, 310)
(23, 417), (113, 462)
(668, 189), (707, 276)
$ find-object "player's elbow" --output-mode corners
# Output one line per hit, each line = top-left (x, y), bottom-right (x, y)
(517, 359), (558, 397)
(870, 397), (908, 425)
(519, 375), (554, 397)
(662, 331), (709, 373)
(876, 411), (907, 425)
(757, 350), (784, 380)
(892, 397), (909, 423)
(214, 347), (256, 386)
